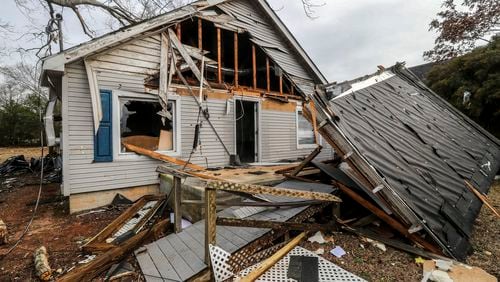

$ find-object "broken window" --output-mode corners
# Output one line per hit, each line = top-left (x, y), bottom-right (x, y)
(296, 108), (315, 148)
(119, 98), (176, 153)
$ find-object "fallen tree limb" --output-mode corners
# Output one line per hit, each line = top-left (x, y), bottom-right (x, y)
(34, 246), (52, 281)
(0, 220), (6, 245)
(122, 142), (205, 171)
(58, 219), (170, 282)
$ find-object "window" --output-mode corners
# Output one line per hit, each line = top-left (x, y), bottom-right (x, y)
(296, 107), (316, 148)
(113, 91), (180, 159)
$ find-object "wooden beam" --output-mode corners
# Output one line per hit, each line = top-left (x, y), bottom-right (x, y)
(240, 232), (306, 282)
(279, 72), (283, 95)
(176, 23), (181, 42)
(252, 44), (257, 89)
(158, 33), (171, 120)
(337, 183), (442, 254)
(309, 101), (319, 144)
(168, 29), (210, 90)
(234, 32), (239, 87)
(58, 219), (170, 281)
(206, 180), (341, 202)
(205, 188), (217, 265)
(217, 27), (222, 84)
(198, 18), (202, 50)
(290, 145), (322, 176)
(465, 180), (500, 218)
(173, 176), (183, 233)
(217, 217), (335, 231)
(123, 142), (205, 171)
(266, 57), (270, 93)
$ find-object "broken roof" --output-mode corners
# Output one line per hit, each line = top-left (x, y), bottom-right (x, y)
(313, 64), (500, 259)
(40, 0), (327, 90)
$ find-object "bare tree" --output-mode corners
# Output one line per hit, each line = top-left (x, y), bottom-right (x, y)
(425, 0), (500, 61)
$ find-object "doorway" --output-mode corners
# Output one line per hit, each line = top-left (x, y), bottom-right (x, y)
(235, 100), (258, 163)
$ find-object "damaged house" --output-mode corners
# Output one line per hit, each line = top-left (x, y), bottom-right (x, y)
(38, 0), (500, 279)
(40, 0), (334, 212)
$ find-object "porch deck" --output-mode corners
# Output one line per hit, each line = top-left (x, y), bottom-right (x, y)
(134, 180), (334, 281)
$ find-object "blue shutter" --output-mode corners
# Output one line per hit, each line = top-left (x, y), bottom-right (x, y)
(94, 90), (113, 162)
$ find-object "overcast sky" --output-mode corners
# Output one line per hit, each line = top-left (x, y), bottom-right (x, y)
(0, 0), (442, 82)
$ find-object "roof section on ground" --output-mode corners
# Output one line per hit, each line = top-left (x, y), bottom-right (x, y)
(323, 65), (500, 259)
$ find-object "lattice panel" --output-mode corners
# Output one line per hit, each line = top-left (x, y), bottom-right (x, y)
(238, 247), (366, 282)
(209, 244), (235, 282)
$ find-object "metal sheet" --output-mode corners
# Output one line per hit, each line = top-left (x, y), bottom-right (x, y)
(326, 67), (500, 259)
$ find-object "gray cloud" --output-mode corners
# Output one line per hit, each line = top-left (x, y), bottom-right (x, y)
(269, 0), (441, 81)
(1, 0), (442, 82)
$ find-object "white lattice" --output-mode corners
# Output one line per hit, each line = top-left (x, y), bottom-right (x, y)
(238, 247), (366, 282)
(209, 244), (235, 282)
(110, 200), (158, 241)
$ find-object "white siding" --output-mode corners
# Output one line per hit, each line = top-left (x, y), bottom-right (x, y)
(260, 110), (334, 162)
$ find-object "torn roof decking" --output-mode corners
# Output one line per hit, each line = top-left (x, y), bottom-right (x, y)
(313, 65), (500, 259)
(41, 0), (326, 96)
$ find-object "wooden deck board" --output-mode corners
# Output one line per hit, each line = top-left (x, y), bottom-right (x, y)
(177, 230), (205, 260)
(168, 234), (206, 273)
(146, 243), (180, 281)
(156, 238), (195, 281)
(135, 248), (163, 281)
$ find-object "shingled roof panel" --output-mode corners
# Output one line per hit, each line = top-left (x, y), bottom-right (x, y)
(320, 66), (500, 259)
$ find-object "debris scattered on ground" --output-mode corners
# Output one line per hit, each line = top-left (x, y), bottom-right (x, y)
(308, 231), (326, 244)
(34, 246), (52, 281)
(330, 246), (346, 258)
(422, 259), (496, 282)
(364, 238), (387, 252)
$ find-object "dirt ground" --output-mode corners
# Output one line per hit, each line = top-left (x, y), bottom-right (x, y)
(0, 151), (498, 281)
(0, 183), (123, 281)
(0, 147), (47, 163)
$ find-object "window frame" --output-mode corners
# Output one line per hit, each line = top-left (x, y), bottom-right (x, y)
(112, 90), (182, 161)
(295, 106), (317, 149)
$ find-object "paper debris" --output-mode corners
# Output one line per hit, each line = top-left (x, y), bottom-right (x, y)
(330, 246), (346, 258)
(365, 238), (386, 252)
(308, 231), (326, 244)
(314, 248), (325, 255)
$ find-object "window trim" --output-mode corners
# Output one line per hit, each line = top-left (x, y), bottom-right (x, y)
(111, 90), (182, 161)
(296, 106), (317, 149)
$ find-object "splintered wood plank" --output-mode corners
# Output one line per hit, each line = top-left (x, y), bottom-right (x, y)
(156, 237), (195, 281)
(135, 249), (162, 280)
(168, 234), (206, 274)
(145, 243), (180, 281)
(177, 230), (205, 260)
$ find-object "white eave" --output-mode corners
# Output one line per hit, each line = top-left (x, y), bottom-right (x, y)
(332, 71), (395, 101)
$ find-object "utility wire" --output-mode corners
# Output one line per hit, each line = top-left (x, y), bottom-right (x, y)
(0, 62), (46, 261)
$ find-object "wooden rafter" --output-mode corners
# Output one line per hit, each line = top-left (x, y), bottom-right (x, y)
(217, 27), (222, 84)
(234, 32), (239, 87)
(252, 44), (257, 89)
(206, 180), (341, 202)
